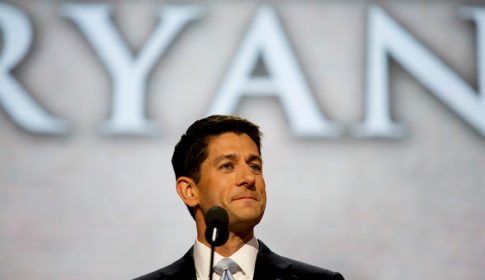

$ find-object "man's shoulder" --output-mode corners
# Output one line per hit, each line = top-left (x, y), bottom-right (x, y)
(133, 248), (195, 280)
(274, 254), (345, 279)
(256, 240), (345, 280)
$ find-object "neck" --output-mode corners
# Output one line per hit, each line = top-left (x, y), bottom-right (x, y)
(196, 216), (255, 257)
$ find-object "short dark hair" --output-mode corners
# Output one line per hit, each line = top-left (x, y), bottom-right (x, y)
(172, 115), (262, 182)
(171, 115), (262, 217)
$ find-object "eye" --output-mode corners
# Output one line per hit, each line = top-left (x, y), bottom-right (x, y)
(249, 163), (262, 173)
(220, 162), (234, 170)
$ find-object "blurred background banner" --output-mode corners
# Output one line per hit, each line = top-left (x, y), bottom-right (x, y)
(1, 0), (484, 279)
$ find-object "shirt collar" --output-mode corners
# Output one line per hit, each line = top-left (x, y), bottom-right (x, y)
(193, 237), (259, 279)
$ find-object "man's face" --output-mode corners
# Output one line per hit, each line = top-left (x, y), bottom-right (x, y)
(195, 132), (266, 233)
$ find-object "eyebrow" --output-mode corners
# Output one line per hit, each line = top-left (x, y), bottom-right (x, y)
(213, 153), (262, 165)
(213, 154), (237, 164)
(247, 154), (263, 163)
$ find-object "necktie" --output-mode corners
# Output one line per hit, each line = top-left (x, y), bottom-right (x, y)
(213, 258), (241, 280)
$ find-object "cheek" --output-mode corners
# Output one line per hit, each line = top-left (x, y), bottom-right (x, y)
(259, 177), (266, 191)
(207, 179), (232, 205)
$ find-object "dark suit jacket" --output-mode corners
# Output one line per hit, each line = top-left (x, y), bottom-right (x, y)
(134, 240), (344, 280)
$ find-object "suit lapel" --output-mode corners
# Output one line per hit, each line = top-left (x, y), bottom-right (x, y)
(164, 247), (196, 280)
(254, 240), (295, 280)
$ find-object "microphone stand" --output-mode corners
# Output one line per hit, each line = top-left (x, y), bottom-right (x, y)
(209, 243), (215, 280)
(209, 227), (218, 280)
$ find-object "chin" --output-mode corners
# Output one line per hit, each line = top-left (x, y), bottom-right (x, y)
(229, 212), (263, 230)
(229, 221), (260, 235)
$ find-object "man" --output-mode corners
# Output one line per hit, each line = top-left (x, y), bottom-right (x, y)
(135, 115), (344, 280)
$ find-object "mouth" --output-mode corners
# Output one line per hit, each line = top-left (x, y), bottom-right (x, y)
(232, 195), (258, 202)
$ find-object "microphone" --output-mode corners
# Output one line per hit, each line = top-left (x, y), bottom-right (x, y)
(204, 206), (229, 280)
(205, 206), (229, 246)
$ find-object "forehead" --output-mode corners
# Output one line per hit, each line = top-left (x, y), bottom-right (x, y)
(206, 132), (260, 157)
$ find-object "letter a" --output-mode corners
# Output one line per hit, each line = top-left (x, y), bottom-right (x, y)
(207, 5), (341, 137)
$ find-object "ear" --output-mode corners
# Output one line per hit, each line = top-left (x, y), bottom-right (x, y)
(176, 176), (199, 208)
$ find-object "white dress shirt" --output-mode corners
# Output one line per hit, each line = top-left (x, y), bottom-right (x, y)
(193, 237), (259, 280)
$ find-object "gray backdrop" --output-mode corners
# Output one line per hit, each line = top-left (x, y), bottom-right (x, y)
(1, 1), (484, 279)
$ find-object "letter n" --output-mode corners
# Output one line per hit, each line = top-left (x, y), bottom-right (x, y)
(353, 6), (485, 138)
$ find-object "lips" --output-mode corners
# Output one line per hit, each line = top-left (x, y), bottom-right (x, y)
(232, 194), (258, 201)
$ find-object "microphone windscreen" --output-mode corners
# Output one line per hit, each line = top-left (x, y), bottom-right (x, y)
(205, 206), (229, 228)
(204, 206), (229, 246)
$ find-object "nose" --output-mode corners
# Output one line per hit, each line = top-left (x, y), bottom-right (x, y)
(236, 165), (256, 188)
